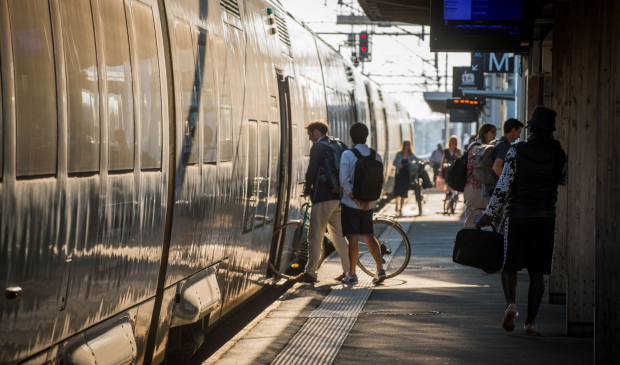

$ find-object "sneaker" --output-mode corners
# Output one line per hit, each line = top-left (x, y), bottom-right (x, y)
(373, 269), (387, 284)
(342, 273), (358, 284)
(292, 273), (317, 283)
(502, 304), (519, 332)
(334, 272), (346, 281)
(524, 324), (539, 336)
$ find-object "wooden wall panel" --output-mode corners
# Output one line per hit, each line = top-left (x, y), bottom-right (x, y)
(565, 0), (598, 335)
(595, 0), (620, 361)
(549, 1), (571, 304)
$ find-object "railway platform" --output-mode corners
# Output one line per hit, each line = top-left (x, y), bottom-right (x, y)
(189, 191), (593, 365)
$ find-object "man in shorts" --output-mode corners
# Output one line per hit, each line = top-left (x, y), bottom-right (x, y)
(339, 123), (386, 284)
(478, 106), (567, 335)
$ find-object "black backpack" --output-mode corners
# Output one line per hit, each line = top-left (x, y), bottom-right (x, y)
(316, 137), (348, 193)
(448, 146), (476, 192)
(350, 148), (384, 202)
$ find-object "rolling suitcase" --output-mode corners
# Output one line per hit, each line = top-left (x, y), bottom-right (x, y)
(453, 227), (504, 273)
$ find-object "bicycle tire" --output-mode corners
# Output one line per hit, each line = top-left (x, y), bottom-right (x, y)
(357, 218), (411, 279)
(268, 221), (307, 279)
(443, 195), (451, 214)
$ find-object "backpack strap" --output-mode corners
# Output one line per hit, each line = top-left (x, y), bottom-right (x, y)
(369, 148), (376, 160)
(350, 147), (364, 160)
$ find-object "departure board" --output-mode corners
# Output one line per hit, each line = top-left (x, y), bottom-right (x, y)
(443, 0), (522, 35)
(430, 0), (533, 52)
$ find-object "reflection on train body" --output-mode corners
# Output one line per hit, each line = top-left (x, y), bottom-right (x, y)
(0, 0), (414, 364)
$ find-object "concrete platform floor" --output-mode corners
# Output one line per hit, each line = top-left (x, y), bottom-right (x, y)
(193, 190), (593, 365)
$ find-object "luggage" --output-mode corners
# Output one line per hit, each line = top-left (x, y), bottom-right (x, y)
(316, 137), (348, 193)
(350, 148), (384, 202)
(447, 149), (471, 192)
(453, 227), (504, 273)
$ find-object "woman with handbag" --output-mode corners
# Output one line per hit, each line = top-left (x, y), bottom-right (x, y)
(393, 140), (414, 216)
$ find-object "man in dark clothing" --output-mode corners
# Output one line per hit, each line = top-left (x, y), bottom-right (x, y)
(482, 118), (524, 200)
(478, 106), (567, 336)
(294, 120), (350, 283)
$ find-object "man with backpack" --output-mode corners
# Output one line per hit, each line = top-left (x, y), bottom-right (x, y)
(339, 123), (387, 284)
(482, 118), (524, 201)
(296, 120), (351, 283)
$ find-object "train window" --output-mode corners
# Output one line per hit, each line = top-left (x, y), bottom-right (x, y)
(266, 122), (279, 222)
(219, 105), (231, 161)
(220, 25), (244, 161)
(60, 0), (100, 173)
(196, 28), (217, 164)
(132, 3), (162, 169)
(243, 121), (258, 232)
(10, 0), (58, 177)
(175, 20), (198, 165)
(101, 0), (135, 171)
(257, 121), (269, 222)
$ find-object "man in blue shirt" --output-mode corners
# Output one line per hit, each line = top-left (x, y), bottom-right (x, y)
(339, 123), (386, 284)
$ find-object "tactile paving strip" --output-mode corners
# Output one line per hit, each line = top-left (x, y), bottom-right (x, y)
(272, 221), (412, 365)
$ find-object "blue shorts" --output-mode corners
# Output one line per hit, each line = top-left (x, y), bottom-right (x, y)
(341, 204), (374, 237)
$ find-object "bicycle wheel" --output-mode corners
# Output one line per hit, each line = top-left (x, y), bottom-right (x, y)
(268, 221), (308, 279)
(357, 218), (411, 279)
(443, 194), (451, 214)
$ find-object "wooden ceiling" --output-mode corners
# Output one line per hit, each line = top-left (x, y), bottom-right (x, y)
(356, 0), (430, 25)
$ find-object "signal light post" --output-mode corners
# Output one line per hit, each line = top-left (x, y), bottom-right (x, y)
(359, 31), (371, 61)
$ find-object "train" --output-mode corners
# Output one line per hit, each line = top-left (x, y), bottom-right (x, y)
(0, 0), (414, 364)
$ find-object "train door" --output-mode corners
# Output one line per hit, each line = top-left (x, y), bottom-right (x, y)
(270, 73), (293, 269)
(274, 74), (292, 227)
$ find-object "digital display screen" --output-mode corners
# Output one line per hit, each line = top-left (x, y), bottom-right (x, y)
(443, 0), (522, 36)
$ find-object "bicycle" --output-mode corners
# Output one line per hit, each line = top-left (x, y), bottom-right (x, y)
(356, 214), (411, 279)
(442, 163), (459, 215)
(409, 160), (429, 216)
(268, 201), (318, 279)
(269, 205), (411, 280)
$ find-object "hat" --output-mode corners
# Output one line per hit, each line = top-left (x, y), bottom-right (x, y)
(527, 106), (557, 131)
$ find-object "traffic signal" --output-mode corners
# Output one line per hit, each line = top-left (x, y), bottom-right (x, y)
(446, 98), (485, 110)
(359, 31), (370, 61)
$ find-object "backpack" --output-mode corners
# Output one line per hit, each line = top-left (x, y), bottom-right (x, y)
(350, 148), (384, 202)
(447, 145), (475, 192)
(316, 137), (348, 193)
(471, 140), (510, 184)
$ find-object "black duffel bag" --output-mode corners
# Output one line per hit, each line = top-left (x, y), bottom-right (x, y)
(453, 226), (504, 273)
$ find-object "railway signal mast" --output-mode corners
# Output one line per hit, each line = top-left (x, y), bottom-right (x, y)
(359, 31), (371, 62)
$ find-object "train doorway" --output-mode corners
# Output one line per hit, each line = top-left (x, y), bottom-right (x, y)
(270, 73), (294, 270)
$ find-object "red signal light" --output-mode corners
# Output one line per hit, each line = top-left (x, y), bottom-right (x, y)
(361, 34), (367, 39)
(361, 47), (367, 51)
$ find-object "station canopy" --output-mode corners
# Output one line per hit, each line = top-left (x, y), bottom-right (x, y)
(356, 0), (429, 25)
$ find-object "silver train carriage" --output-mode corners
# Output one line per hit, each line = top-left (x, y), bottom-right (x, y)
(0, 0), (413, 363)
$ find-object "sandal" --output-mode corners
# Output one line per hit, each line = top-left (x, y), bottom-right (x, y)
(502, 304), (519, 332)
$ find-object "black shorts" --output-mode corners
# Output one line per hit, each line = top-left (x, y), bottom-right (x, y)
(503, 217), (555, 275)
(341, 204), (374, 237)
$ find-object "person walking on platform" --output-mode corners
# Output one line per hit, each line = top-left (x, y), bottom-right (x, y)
(478, 106), (567, 335)
(430, 144), (444, 184)
(296, 120), (351, 283)
(482, 118), (524, 202)
(339, 123), (386, 285)
(463, 124), (497, 227)
(393, 140), (414, 216)
(439, 135), (461, 182)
